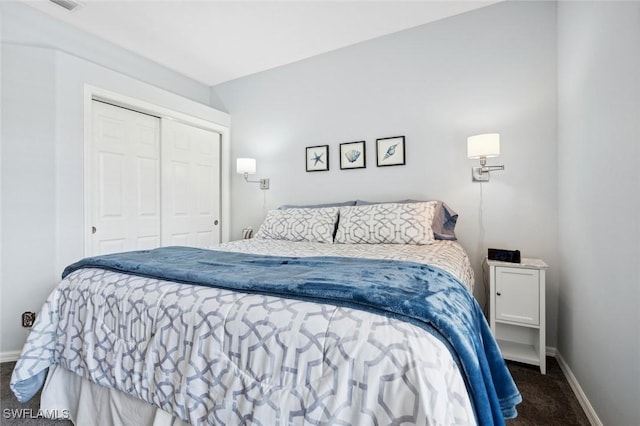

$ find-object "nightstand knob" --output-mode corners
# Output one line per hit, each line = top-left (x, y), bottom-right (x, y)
(496, 292), (502, 296)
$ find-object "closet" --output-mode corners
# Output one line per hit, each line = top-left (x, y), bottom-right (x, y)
(89, 100), (221, 255)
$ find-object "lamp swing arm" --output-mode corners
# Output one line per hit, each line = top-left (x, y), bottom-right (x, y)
(242, 172), (270, 189)
(243, 172), (262, 184)
(480, 164), (505, 173)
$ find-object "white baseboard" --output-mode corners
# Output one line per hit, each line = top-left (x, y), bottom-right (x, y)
(546, 346), (557, 357)
(555, 350), (603, 426)
(0, 350), (21, 363)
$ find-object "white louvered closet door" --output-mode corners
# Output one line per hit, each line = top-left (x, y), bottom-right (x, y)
(90, 101), (161, 255)
(161, 119), (221, 248)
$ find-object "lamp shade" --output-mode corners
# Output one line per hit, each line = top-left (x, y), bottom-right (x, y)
(467, 133), (500, 159)
(236, 158), (256, 175)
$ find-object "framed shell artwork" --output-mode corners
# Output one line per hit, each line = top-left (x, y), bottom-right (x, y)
(376, 136), (405, 167)
(339, 141), (366, 170)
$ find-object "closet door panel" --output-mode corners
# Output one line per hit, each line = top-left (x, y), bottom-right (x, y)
(98, 152), (125, 218)
(161, 120), (221, 248)
(137, 157), (159, 216)
(90, 101), (161, 255)
(129, 113), (162, 248)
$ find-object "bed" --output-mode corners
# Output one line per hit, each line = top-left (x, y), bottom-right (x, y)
(11, 201), (521, 425)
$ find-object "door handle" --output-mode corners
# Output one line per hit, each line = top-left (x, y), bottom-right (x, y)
(496, 292), (502, 296)
(213, 220), (219, 226)
(91, 226), (97, 234)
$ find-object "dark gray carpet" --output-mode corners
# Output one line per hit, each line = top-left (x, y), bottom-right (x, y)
(507, 356), (590, 425)
(2, 357), (589, 425)
(0, 362), (71, 426)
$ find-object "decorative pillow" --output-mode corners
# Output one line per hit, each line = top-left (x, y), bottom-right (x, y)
(335, 201), (437, 245)
(355, 199), (458, 241)
(255, 207), (339, 243)
(432, 201), (458, 240)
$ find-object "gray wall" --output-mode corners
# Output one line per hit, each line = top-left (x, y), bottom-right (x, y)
(1, 2), (216, 107)
(1, 45), (58, 357)
(0, 3), (223, 355)
(213, 1), (559, 344)
(557, 2), (640, 425)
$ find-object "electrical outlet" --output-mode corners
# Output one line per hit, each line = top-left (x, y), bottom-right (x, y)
(22, 312), (36, 328)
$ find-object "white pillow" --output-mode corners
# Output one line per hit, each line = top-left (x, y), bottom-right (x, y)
(335, 201), (437, 245)
(255, 207), (339, 243)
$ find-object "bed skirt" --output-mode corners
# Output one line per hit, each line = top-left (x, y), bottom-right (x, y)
(41, 365), (189, 426)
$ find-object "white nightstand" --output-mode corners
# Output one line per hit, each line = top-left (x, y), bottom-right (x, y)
(485, 257), (548, 374)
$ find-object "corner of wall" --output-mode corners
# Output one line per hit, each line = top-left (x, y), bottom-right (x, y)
(209, 87), (228, 113)
(555, 350), (603, 426)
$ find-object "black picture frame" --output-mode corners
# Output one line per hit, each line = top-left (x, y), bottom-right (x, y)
(306, 145), (329, 172)
(376, 136), (405, 167)
(339, 141), (366, 170)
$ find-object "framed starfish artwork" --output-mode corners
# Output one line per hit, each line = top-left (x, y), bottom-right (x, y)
(376, 136), (405, 167)
(306, 145), (329, 172)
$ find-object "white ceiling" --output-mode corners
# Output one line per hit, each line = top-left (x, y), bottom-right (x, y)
(22, 0), (499, 86)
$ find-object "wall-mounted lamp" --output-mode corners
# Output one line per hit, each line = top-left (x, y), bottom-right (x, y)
(467, 133), (505, 182)
(236, 158), (270, 189)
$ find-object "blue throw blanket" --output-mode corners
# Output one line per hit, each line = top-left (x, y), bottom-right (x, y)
(62, 246), (521, 425)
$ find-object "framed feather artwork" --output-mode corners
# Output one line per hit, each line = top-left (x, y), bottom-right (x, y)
(376, 136), (405, 167)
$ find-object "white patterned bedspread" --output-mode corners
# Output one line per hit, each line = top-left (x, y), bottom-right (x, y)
(12, 243), (477, 425)
(216, 239), (475, 291)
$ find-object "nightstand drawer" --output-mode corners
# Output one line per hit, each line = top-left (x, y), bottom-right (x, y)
(495, 266), (540, 326)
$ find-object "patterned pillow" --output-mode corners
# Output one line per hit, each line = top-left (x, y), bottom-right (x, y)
(354, 199), (458, 240)
(255, 207), (339, 243)
(335, 201), (437, 245)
